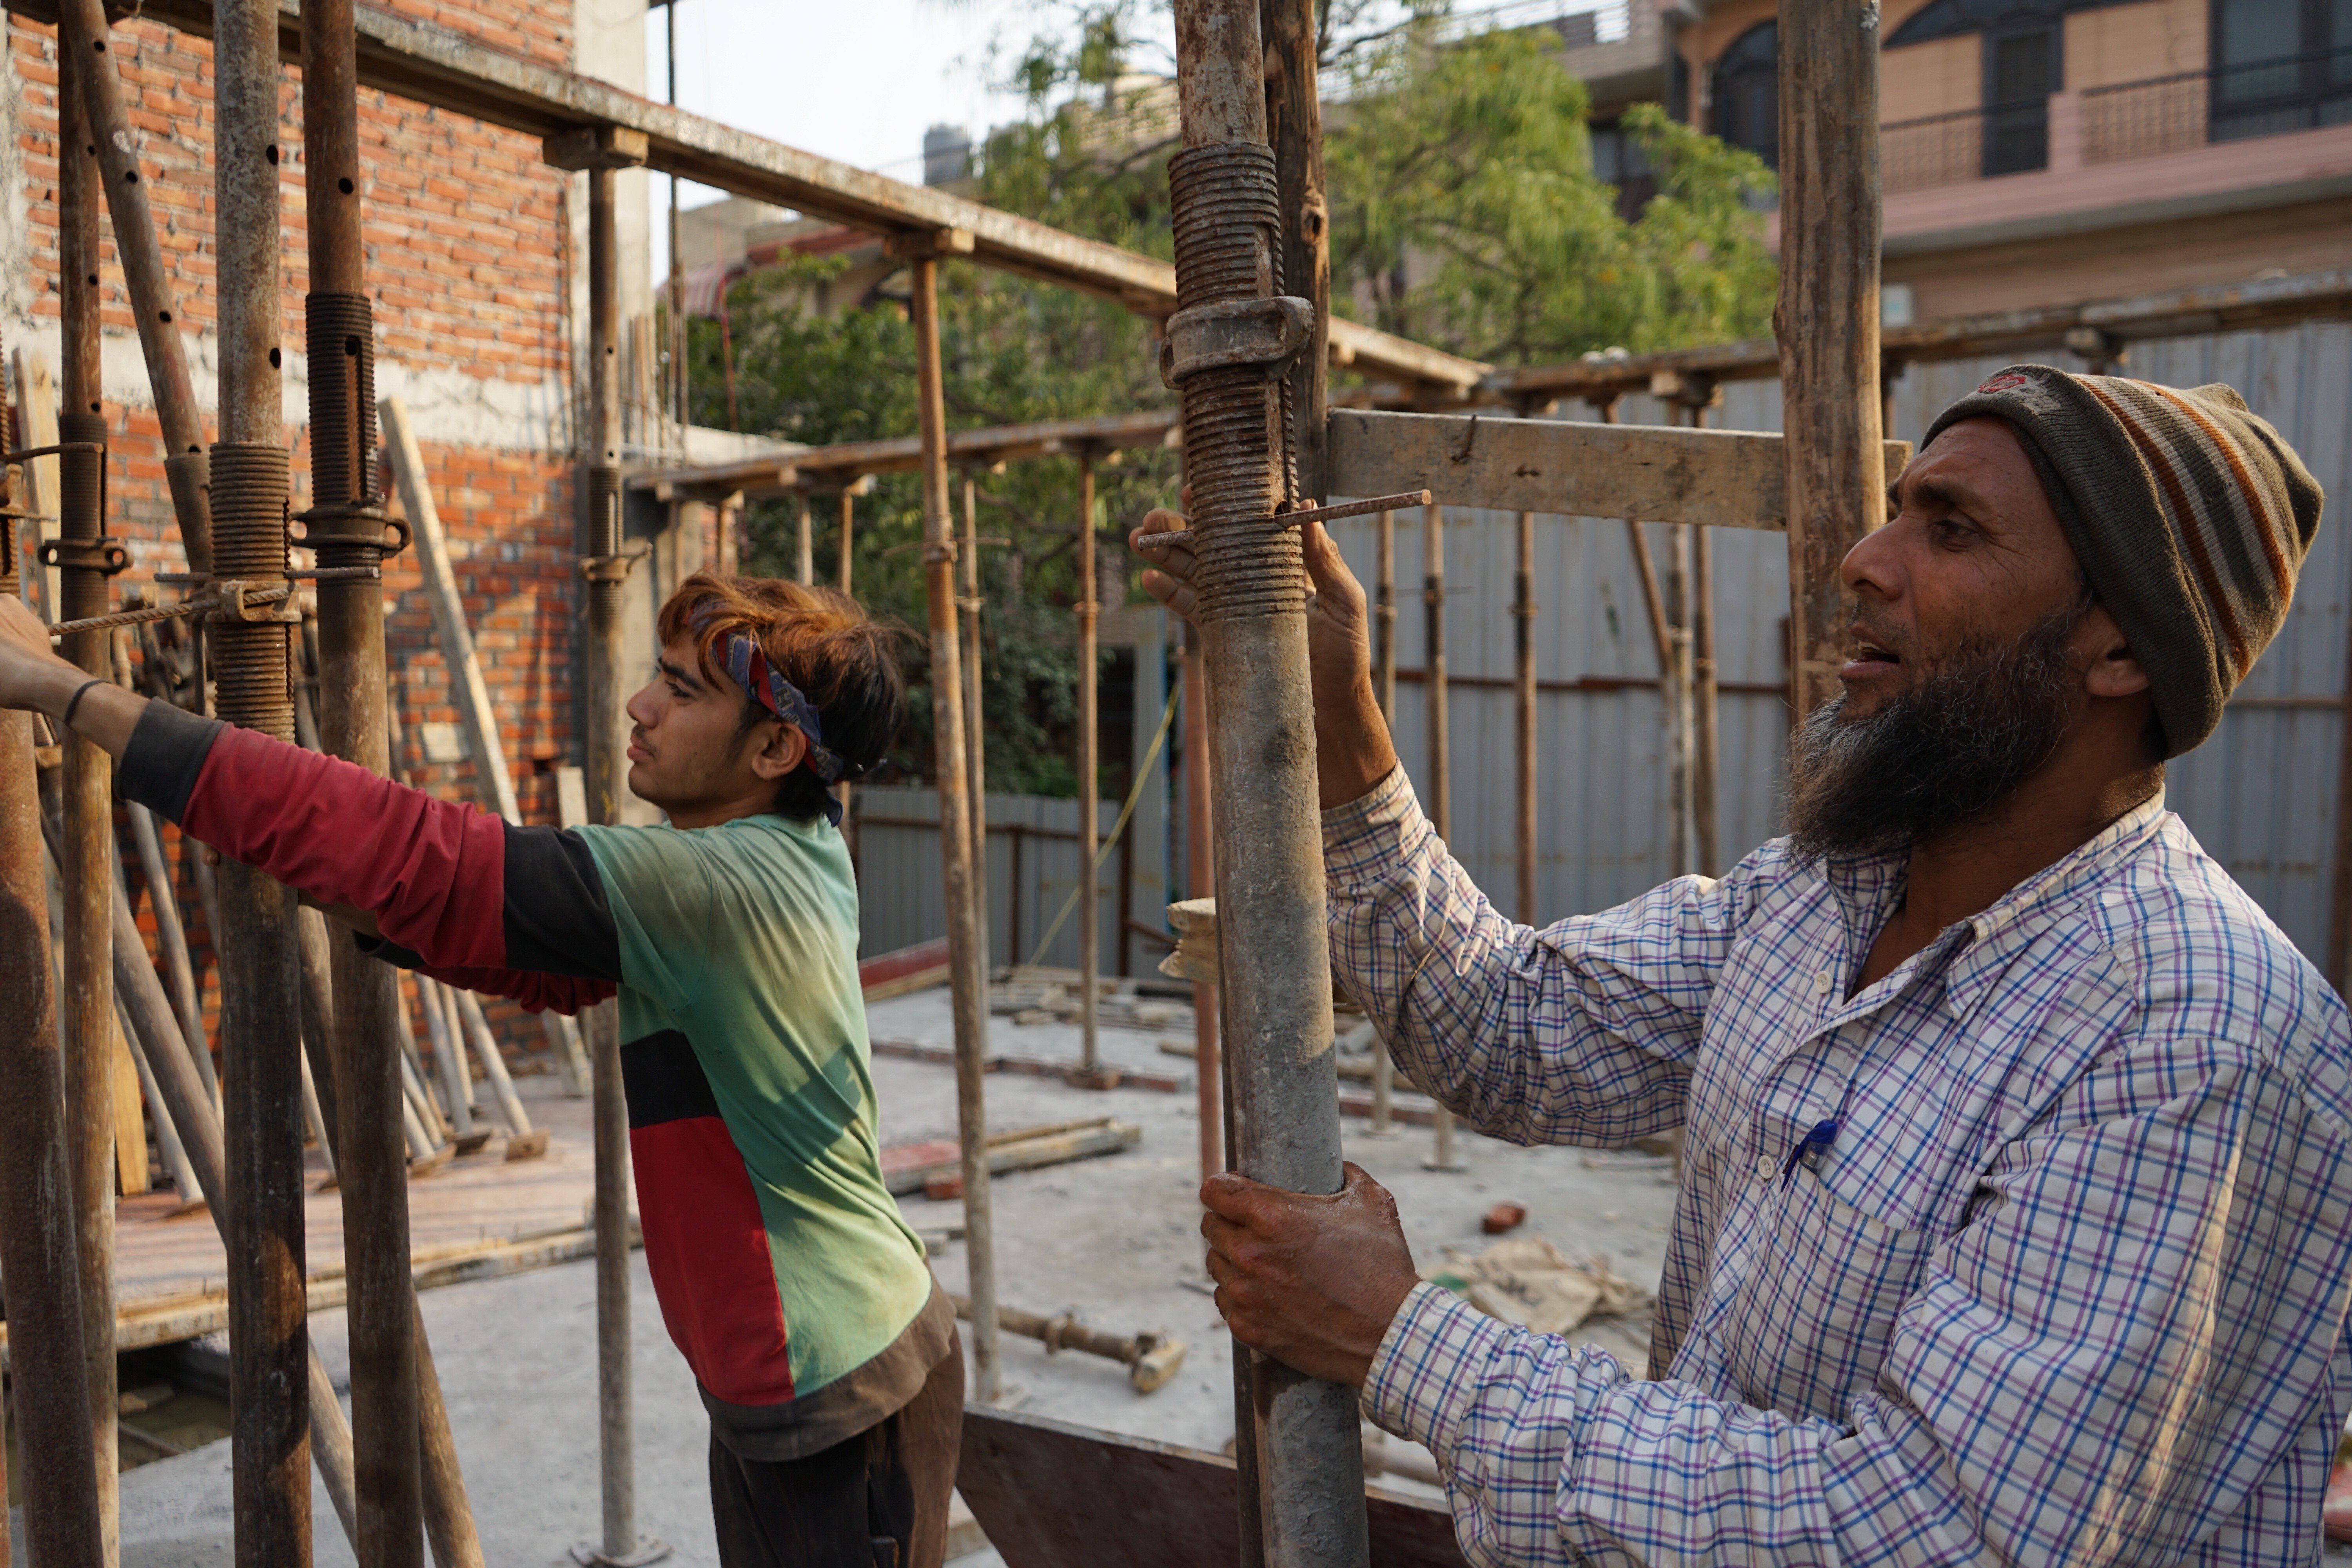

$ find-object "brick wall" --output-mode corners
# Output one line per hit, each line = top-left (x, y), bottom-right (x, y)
(7, 0), (599, 1093)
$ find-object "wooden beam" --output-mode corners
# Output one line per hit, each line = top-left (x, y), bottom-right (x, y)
(0, 0), (1485, 396)
(1328, 410), (1909, 531)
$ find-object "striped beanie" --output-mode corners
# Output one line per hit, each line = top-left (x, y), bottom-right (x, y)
(1922, 365), (2323, 757)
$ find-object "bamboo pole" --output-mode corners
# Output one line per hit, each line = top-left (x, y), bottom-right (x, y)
(1513, 510), (1537, 926)
(796, 493), (814, 586)
(1369, 509), (1396, 1136)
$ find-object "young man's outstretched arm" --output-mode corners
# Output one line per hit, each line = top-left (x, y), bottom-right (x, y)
(0, 595), (615, 1013)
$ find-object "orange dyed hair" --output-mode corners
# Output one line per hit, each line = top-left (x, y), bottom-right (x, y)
(655, 571), (906, 820)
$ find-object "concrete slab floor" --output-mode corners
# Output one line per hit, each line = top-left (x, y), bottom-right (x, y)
(96, 980), (2305, 1562)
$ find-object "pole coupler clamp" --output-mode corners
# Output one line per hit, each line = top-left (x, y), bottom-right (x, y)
(38, 537), (131, 575)
(577, 541), (650, 584)
(1158, 296), (1315, 390)
(292, 499), (409, 559)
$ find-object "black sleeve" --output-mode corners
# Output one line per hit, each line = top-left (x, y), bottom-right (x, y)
(501, 825), (624, 980)
(115, 702), (225, 823)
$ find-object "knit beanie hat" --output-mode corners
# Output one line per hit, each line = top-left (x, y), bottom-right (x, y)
(1922, 365), (2323, 757)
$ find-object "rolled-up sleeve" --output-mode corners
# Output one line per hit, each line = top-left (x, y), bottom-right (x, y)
(1323, 768), (1742, 1147)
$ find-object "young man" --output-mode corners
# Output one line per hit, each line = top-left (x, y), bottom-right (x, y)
(1142, 369), (2352, 1565)
(0, 571), (960, 1568)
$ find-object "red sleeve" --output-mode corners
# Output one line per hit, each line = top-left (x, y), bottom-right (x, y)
(178, 724), (511, 971)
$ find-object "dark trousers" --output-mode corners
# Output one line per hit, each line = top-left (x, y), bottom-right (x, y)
(708, 1340), (965, 1568)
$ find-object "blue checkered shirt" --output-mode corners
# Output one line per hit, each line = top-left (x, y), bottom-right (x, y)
(1327, 769), (2352, 1566)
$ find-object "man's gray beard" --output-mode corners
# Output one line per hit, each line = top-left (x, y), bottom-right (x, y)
(1782, 608), (2082, 864)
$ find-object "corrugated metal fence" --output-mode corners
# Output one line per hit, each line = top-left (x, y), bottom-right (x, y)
(849, 319), (2349, 973)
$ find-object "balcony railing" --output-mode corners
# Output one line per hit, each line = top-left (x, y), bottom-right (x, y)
(2083, 46), (2352, 162)
(1881, 48), (2352, 195)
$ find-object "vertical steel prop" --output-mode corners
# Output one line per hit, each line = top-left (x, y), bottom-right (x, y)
(1165, 1), (1370, 1559)
(212, 0), (312, 1553)
(0, 338), (107, 1568)
(1686, 405), (1722, 878)
(1075, 449), (1102, 1082)
(1420, 502), (1461, 1173)
(896, 226), (1002, 1403)
(54, 52), (121, 1560)
(581, 162), (650, 1567)
(1777, 0), (1886, 720)
(54, 0), (212, 563)
(299, 0), (488, 1557)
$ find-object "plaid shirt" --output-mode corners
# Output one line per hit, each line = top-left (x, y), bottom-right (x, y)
(1327, 769), (2352, 1567)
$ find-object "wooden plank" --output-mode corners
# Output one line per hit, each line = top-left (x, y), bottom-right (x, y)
(957, 1406), (1467, 1568)
(880, 1119), (1141, 1196)
(381, 395), (522, 824)
(1329, 410), (1909, 532)
(10, 348), (60, 619)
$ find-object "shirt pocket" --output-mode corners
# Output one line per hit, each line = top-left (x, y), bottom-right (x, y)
(1717, 1163), (1941, 1424)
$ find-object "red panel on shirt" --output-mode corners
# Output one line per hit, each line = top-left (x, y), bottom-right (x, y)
(630, 1115), (796, 1406)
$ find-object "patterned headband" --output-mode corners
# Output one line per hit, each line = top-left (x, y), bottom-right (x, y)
(720, 632), (849, 796)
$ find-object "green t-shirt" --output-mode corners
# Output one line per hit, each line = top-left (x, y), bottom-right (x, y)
(575, 813), (944, 1450)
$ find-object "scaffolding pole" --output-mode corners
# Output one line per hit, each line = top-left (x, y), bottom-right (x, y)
(211, 0), (312, 1554)
(578, 156), (663, 1568)
(1421, 502), (1462, 1173)
(299, 0), (487, 1558)
(0, 342), (106, 1568)
(960, 474), (992, 973)
(893, 228), (1001, 1404)
(54, 49), (120, 1563)
(1075, 448), (1103, 1084)
(1182, 619), (1221, 1185)
(54, 0), (212, 563)
(1165, 3), (1370, 1560)
(1368, 509), (1395, 1135)
(1513, 510), (1537, 926)
(1777, 0), (1886, 720)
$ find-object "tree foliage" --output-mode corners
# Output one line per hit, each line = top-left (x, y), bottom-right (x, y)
(686, 0), (1775, 792)
(1327, 25), (1776, 363)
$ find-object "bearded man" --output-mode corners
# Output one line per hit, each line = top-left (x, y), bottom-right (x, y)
(1135, 367), (2352, 1565)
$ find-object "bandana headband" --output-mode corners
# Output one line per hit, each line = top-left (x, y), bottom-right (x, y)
(720, 633), (850, 820)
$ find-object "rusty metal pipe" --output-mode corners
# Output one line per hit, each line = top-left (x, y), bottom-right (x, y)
(53, 0), (212, 566)
(905, 245), (1002, 1405)
(126, 800), (217, 1108)
(961, 475), (992, 973)
(212, 0), (312, 1552)
(1182, 619), (1221, 1185)
(92, 850), (365, 1543)
(1421, 504), (1461, 1174)
(582, 163), (646, 1565)
(0, 398), (106, 1568)
(55, 57), (120, 1559)
(296, 0), (441, 1523)
(1165, 2), (1369, 1559)
(1514, 511), (1537, 926)
(1076, 450), (1101, 1078)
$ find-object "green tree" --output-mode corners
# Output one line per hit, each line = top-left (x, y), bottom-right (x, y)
(1327, 24), (1777, 364)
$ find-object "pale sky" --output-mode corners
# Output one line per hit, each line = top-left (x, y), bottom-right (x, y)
(644, 0), (1111, 271)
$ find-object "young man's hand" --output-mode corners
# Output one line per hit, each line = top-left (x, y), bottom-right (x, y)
(0, 593), (146, 751)
(1131, 497), (1401, 811)
(1200, 1161), (1421, 1387)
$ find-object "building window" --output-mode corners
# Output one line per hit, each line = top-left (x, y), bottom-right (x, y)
(1591, 118), (1659, 219)
(1982, 13), (2062, 173)
(1710, 21), (1779, 167)
(2212, 0), (2352, 140)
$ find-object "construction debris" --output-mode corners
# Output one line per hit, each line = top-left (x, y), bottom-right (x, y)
(1481, 1203), (1527, 1235)
(882, 1117), (1141, 1199)
(991, 966), (1196, 1034)
(953, 1294), (1187, 1395)
(1423, 1237), (1651, 1338)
